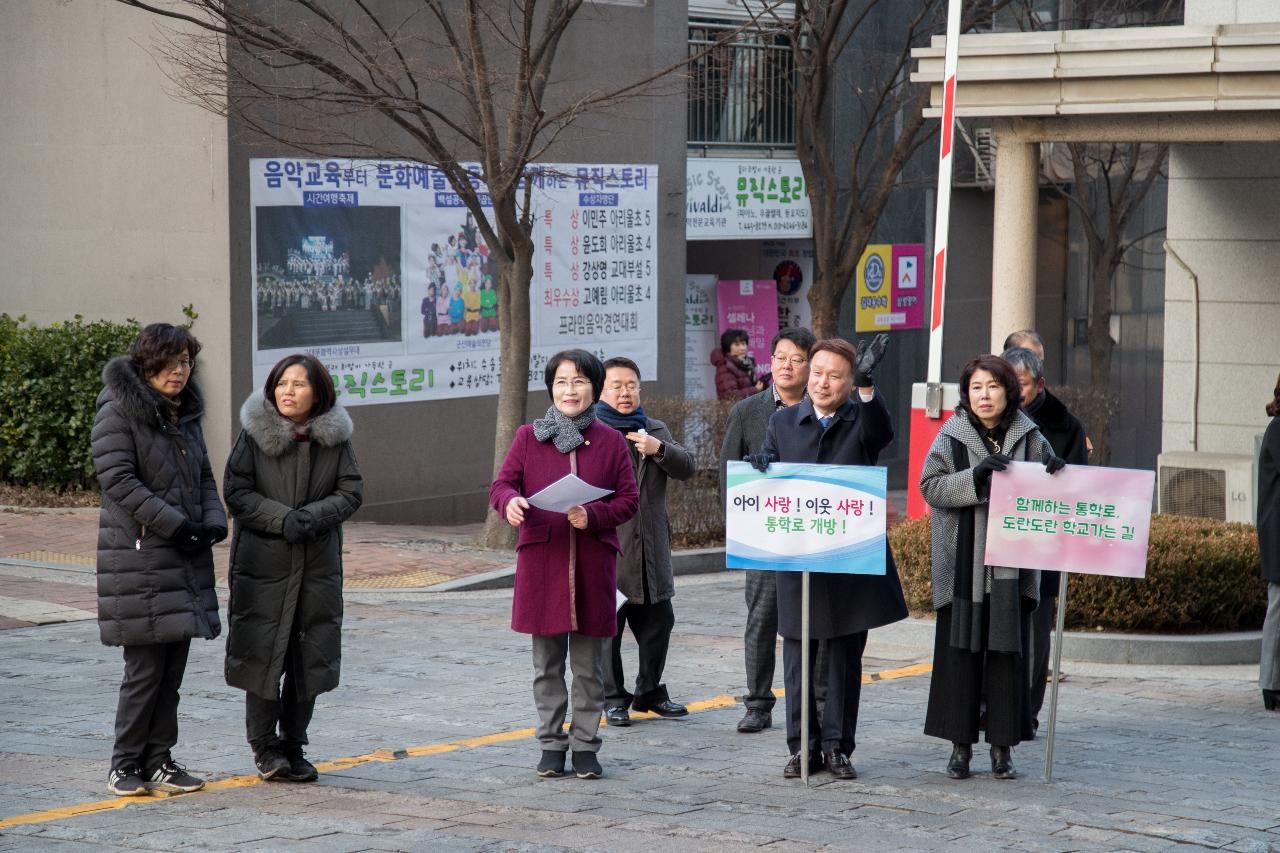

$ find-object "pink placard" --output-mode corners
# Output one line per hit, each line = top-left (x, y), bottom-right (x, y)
(716, 279), (779, 371)
(984, 461), (1155, 578)
(890, 244), (924, 330)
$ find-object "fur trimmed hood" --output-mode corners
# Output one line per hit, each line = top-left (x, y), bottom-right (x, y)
(239, 390), (353, 457)
(98, 356), (205, 427)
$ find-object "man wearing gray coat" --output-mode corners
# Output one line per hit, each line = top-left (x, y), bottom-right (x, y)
(596, 357), (697, 725)
(719, 326), (815, 734)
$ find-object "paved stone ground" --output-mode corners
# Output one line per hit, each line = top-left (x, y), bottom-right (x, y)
(2, 571), (1279, 852)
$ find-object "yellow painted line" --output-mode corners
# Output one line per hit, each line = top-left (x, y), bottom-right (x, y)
(0, 662), (931, 831)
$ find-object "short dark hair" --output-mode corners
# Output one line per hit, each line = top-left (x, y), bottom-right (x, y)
(1269, 372), (1280, 418)
(720, 328), (749, 354)
(544, 349), (605, 402)
(129, 323), (202, 379)
(809, 338), (857, 372)
(771, 326), (816, 356)
(263, 354), (337, 419)
(603, 357), (641, 381)
(1001, 346), (1044, 384)
(958, 354), (1023, 428)
(1002, 329), (1044, 353)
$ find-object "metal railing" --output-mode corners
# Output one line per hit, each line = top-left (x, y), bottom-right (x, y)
(688, 22), (795, 150)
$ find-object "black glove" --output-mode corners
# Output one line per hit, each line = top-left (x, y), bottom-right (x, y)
(1044, 454), (1066, 475)
(175, 519), (206, 553)
(971, 453), (1012, 487)
(853, 333), (889, 387)
(282, 510), (316, 544)
(743, 453), (774, 473)
(203, 523), (228, 546)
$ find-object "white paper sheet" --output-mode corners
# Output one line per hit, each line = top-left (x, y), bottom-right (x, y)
(525, 474), (613, 514)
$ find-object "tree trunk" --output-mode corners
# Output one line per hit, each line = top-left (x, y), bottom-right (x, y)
(477, 237), (535, 550)
(1086, 249), (1117, 465)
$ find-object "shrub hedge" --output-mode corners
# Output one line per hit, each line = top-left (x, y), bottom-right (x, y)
(0, 313), (140, 490)
(889, 513), (1265, 633)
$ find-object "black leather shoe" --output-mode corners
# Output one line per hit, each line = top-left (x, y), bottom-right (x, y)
(990, 745), (1016, 780)
(823, 750), (857, 780)
(605, 705), (631, 727)
(946, 743), (972, 780)
(737, 708), (771, 733)
(783, 751), (823, 779)
(632, 698), (688, 718)
(1265, 689), (1280, 711)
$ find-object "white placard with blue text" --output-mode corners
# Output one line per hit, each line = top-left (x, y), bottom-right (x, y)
(725, 461), (887, 574)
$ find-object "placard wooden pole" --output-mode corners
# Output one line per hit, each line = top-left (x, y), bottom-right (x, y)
(800, 570), (811, 786)
(1044, 572), (1068, 781)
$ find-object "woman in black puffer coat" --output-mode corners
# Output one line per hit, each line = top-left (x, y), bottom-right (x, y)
(92, 323), (227, 798)
(223, 353), (362, 783)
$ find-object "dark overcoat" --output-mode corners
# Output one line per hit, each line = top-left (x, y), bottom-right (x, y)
(763, 393), (908, 640)
(1260, 416), (1280, 584)
(613, 417), (695, 603)
(223, 392), (363, 700)
(1025, 388), (1089, 596)
(92, 357), (225, 647)
(490, 421), (639, 637)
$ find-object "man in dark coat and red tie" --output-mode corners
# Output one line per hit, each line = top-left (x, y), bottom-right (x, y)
(751, 335), (908, 780)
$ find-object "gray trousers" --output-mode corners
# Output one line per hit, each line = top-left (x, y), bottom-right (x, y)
(532, 632), (607, 753)
(744, 569), (779, 711)
(1261, 583), (1280, 691)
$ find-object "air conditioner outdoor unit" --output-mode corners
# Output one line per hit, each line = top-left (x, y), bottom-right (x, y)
(1157, 451), (1256, 524)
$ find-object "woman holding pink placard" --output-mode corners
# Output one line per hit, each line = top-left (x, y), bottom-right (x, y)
(918, 354), (1064, 782)
(1257, 375), (1280, 710)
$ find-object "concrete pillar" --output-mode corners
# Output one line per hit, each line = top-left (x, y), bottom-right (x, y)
(990, 124), (1038, 353)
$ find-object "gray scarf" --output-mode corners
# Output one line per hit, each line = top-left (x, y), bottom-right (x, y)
(533, 405), (596, 454)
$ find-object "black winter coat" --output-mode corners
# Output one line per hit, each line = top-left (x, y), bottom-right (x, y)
(763, 393), (908, 640)
(92, 357), (225, 647)
(1024, 388), (1089, 596)
(224, 392), (363, 701)
(1259, 416), (1280, 584)
(613, 417), (695, 604)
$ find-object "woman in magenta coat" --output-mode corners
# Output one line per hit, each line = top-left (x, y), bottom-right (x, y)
(490, 349), (639, 781)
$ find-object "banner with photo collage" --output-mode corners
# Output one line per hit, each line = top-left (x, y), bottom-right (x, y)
(249, 158), (658, 405)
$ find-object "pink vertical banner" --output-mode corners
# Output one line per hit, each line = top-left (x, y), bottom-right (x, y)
(890, 244), (924, 331)
(984, 461), (1155, 578)
(716, 279), (779, 370)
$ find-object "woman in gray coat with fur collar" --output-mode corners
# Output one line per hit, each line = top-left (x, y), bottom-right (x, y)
(920, 354), (1064, 782)
(224, 354), (362, 784)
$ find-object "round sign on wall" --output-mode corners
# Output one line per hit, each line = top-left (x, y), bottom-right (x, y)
(864, 254), (885, 293)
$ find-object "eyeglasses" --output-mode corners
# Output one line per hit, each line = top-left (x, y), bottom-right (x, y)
(606, 382), (639, 392)
(165, 358), (194, 373)
(771, 354), (808, 366)
(552, 379), (592, 392)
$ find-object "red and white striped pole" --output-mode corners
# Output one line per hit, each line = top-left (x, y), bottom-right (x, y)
(907, 0), (963, 518)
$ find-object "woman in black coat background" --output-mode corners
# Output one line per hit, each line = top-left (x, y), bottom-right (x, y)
(1258, 375), (1280, 710)
(224, 354), (363, 783)
(92, 323), (227, 797)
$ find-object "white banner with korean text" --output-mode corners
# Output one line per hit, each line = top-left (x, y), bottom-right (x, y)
(686, 158), (812, 240)
(249, 159), (658, 405)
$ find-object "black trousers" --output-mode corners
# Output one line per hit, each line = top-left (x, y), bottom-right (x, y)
(1028, 593), (1057, 724)
(245, 619), (316, 754)
(743, 569), (778, 711)
(783, 632), (866, 756)
(924, 603), (1032, 747)
(112, 640), (191, 772)
(606, 599), (675, 707)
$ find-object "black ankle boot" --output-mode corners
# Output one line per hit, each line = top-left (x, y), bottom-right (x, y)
(1264, 689), (1280, 711)
(990, 745), (1016, 780)
(946, 743), (971, 779)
